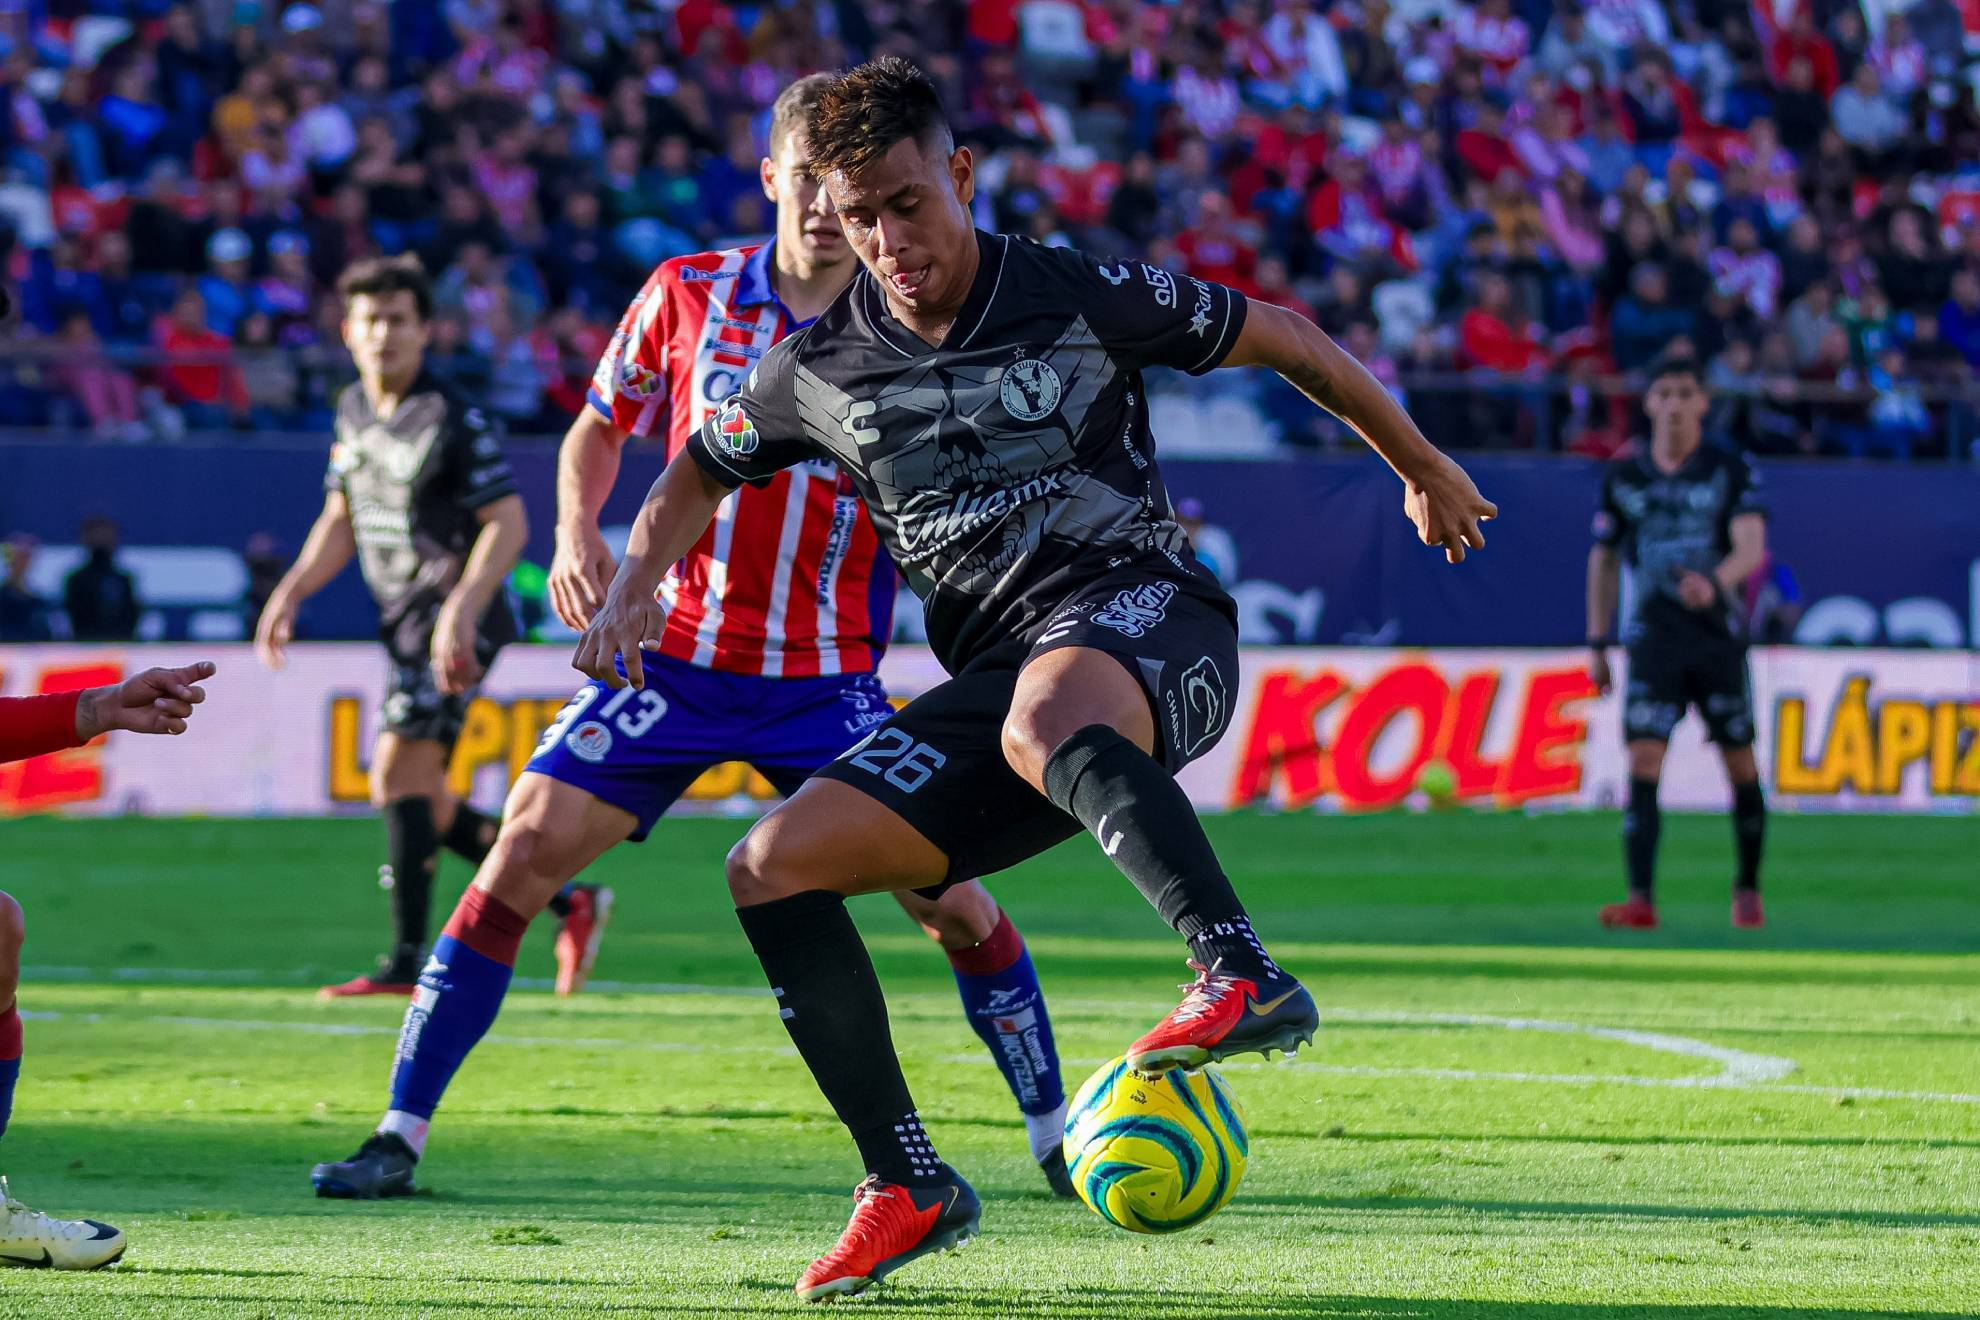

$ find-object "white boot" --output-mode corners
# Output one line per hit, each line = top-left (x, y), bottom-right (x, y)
(0, 1177), (126, 1270)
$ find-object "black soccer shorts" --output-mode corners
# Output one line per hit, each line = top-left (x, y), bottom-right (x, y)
(812, 572), (1240, 894)
(1622, 631), (1755, 747)
(379, 618), (504, 750)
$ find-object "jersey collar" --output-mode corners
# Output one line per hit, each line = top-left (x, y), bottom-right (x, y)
(732, 240), (815, 328)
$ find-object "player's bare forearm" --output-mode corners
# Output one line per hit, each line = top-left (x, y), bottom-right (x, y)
(445, 494), (530, 622)
(556, 409), (627, 539)
(1586, 544), (1621, 643)
(275, 494), (358, 604)
(1712, 513), (1767, 597)
(609, 452), (728, 601)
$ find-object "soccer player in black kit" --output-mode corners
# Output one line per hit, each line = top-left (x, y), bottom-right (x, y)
(577, 59), (1496, 1299)
(255, 257), (532, 997)
(1586, 354), (1771, 932)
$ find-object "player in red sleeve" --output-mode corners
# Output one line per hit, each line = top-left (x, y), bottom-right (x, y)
(308, 77), (1072, 1206)
(1, 660), (215, 1269)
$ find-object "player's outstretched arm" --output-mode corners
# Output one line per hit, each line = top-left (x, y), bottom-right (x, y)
(1224, 301), (1497, 563)
(550, 409), (631, 631)
(76, 661), (218, 740)
(572, 451), (728, 691)
(256, 492), (357, 670)
(1711, 512), (1768, 601)
(1586, 543), (1622, 693)
(433, 493), (530, 695)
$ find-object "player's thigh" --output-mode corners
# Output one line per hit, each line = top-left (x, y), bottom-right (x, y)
(787, 663), (1082, 896)
(0, 890), (21, 989)
(1621, 642), (1686, 746)
(1003, 646), (1157, 788)
(476, 772), (640, 916)
(727, 778), (951, 905)
(894, 880), (1002, 948)
(371, 730), (451, 804)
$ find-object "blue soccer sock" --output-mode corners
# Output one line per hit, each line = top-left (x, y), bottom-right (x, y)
(947, 909), (1066, 1161)
(0, 1004), (20, 1144)
(380, 886), (529, 1157)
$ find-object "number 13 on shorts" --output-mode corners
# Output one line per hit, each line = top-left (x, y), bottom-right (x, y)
(842, 727), (947, 793)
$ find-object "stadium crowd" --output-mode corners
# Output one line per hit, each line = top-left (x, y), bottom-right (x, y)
(4, 0), (1980, 458)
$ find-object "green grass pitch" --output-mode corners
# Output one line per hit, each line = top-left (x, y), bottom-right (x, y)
(0, 810), (1975, 1318)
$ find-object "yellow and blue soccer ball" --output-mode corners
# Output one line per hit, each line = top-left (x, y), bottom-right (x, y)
(1062, 1056), (1248, 1234)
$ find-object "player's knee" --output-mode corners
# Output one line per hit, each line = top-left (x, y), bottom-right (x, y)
(999, 707), (1060, 786)
(725, 826), (809, 908)
(921, 906), (994, 950)
(1627, 742), (1668, 779)
(482, 821), (579, 908)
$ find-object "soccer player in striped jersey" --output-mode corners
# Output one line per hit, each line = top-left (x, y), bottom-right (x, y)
(309, 76), (1070, 1204)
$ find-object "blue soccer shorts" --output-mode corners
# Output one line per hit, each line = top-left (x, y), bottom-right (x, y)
(524, 652), (893, 840)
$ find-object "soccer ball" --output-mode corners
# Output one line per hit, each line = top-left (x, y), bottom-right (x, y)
(1062, 1056), (1248, 1234)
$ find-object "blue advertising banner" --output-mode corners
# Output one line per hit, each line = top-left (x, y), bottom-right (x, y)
(1, 440), (1972, 648)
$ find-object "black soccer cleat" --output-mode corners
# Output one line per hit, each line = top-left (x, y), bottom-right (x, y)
(1038, 1146), (1078, 1199)
(311, 1133), (419, 1200)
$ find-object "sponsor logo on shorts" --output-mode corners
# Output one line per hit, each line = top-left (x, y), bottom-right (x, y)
(566, 720), (613, 763)
(1092, 581), (1178, 638)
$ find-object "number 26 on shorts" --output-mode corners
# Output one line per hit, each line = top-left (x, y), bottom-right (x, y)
(843, 727), (946, 793)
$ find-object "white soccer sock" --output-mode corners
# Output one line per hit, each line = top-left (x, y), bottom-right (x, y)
(1024, 1099), (1068, 1165)
(377, 1109), (430, 1159)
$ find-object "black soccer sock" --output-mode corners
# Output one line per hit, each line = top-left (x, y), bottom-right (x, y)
(1624, 777), (1661, 900)
(1042, 724), (1284, 984)
(1732, 779), (1765, 892)
(442, 803), (498, 866)
(735, 890), (944, 1187)
(385, 796), (440, 957)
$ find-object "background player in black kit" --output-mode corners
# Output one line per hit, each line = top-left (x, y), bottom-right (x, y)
(255, 257), (531, 997)
(576, 58), (1496, 1300)
(1586, 354), (1771, 932)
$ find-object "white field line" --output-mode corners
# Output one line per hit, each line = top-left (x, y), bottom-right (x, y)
(21, 966), (1980, 1105)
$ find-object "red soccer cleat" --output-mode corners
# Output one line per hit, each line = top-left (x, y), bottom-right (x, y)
(1732, 890), (1765, 929)
(316, 974), (416, 1000)
(318, 949), (421, 1000)
(1126, 960), (1318, 1072)
(1599, 897), (1659, 929)
(553, 884), (614, 997)
(793, 1172), (980, 1302)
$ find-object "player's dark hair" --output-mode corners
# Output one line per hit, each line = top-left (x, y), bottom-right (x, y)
(337, 255), (433, 322)
(1646, 349), (1701, 387)
(770, 73), (835, 160)
(806, 56), (953, 180)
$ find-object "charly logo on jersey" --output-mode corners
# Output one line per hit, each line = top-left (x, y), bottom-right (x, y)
(999, 357), (1063, 422)
(711, 399), (760, 459)
(565, 719), (613, 763)
(1092, 581), (1178, 637)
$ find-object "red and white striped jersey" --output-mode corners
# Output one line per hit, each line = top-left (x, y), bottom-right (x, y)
(588, 242), (895, 677)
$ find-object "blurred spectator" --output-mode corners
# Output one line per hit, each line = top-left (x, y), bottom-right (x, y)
(0, 534), (53, 641)
(1611, 263), (1696, 370)
(49, 312), (145, 441)
(156, 287), (250, 430)
(64, 517), (141, 643)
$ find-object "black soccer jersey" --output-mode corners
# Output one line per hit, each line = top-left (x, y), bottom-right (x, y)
(1593, 442), (1768, 640)
(686, 231), (1248, 673)
(325, 370), (520, 649)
